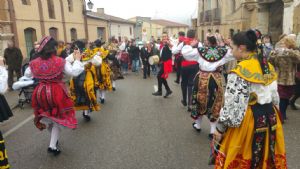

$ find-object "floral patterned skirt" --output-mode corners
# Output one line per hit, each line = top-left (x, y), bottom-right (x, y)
(215, 105), (287, 169)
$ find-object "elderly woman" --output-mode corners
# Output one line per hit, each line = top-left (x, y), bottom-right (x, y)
(270, 34), (300, 123)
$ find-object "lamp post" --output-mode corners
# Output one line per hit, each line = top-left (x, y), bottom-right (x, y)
(87, 0), (94, 10)
(83, 0), (94, 41)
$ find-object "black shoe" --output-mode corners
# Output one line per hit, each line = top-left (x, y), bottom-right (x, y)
(143, 77), (146, 79)
(113, 87), (116, 91)
(174, 80), (180, 84)
(187, 107), (192, 112)
(47, 147), (61, 156)
(164, 90), (172, 98)
(152, 91), (162, 96)
(101, 99), (105, 104)
(192, 123), (201, 132)
(181, 100), (187, 106)
(82, 112), (91, 122)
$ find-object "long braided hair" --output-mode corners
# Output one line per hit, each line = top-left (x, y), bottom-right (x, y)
(251, 29), (270, 75)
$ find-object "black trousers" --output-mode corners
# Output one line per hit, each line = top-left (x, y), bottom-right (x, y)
(290, 80), (300, 105)
(181, 64), (199, 106)
(175, 58), (182, 81)
(279, 98), (289, 120)
(143, 63), (150, 78)
(8, 67), (21, 88)
(157, 64), (170, 92)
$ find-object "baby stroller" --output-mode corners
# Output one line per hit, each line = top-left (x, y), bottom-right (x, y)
(13, 63), (38, 109)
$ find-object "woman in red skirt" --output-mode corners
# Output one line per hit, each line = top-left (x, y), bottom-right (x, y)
(25, 36), (84, 156)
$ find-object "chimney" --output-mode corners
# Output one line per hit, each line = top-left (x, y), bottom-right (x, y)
(97, 8), (105, 15)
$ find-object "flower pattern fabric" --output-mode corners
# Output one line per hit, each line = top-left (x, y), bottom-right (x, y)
(219, 73), (250, 127)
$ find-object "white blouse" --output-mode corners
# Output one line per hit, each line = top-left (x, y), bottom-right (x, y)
(217, 73), (279, 132)
(65, 53), (102, 67)
(181, 45), (234, 71)
(0, 66), (8, 94)
(171, 42), (203, 55)
(25, 59), (84, 78)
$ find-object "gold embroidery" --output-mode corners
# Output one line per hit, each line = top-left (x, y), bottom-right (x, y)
(231, 57), (277, 85)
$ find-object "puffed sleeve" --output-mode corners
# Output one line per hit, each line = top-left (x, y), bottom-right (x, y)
(171, 42), (184, 55)
(181, 45), (200, 62)
(270, 81), (280, 106)
(65, 53), (75, 64)
(91, 55), (102, 66)
(64, 60), (84, 77)
(0, 66), (8, 94)
(24, 67), (33, 78)
(216, 73), (250, 133)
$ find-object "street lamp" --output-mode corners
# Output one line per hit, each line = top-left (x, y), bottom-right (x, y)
(87, 0), (94, 10)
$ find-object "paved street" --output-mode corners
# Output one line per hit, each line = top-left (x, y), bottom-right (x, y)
(2, 73), (300, 169)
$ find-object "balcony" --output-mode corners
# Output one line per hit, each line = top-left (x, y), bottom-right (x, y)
(212, 8), (221, 24)
(204, 10), (212, 22)
(199, 8), (220, 25)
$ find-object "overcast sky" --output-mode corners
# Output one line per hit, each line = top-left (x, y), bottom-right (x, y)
(91, 0), (198, 25)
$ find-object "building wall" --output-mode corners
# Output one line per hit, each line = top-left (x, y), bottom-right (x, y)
(283, 0), (300, 34)
(197, 0), (286, 42)
(0, 0), (13, 56)
(110, 22), (134, 41)
(87, 17), (108, 42)
(10, 0), (98, 58)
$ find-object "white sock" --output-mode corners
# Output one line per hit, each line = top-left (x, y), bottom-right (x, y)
(49, 124), (60, 149)
(210, 121), (217, 134)
(194, 116), (203, 129)
(112, 81), (116, 88)
(96, 90), (101, 100)
(84, 110), (90, 116)
(100, 91), (106, 100)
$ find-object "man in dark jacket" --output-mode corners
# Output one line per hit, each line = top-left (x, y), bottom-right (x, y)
(4, 41), (23, 90)
(140, 42), (152, 79)
(128, 41), (140, 72)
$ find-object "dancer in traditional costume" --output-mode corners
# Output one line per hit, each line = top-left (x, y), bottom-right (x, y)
(0, 58), (12, 167)
(152, 32), (173, 98)
(26, 36), (84, 155)
(172, 30), (201, 112)
(214, 29), (287, 169)
(107, 40), (121, 91)
(67, 40), (102, 121)
(96, 45), (113, 104)
(182, 36), (233, 138)
(173, 31), (185, 84)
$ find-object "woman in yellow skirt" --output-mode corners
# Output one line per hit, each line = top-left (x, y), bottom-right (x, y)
(67, 41), (102, 121)
(94, 44), (113, 104)
(214, 30), (287, 169)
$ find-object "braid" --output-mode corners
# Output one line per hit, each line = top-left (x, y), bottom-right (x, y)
(253, 29), (270, 75)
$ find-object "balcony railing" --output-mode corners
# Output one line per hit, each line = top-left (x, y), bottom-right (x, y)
(199, 8), (221, 25)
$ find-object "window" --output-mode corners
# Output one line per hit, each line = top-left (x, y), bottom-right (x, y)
(49, 27), (58, 40)
(130, 27), (132, 35)
(231, 0), (236, 13)
(67, 0), (73, 12)
(70, 28), (77, 41)
(22, 0), (30, 5)
(47, 0), (55, 19)
(97, 27), (105, 39)
(207, 0), (212, 10)
(24, 28), (37, 58)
